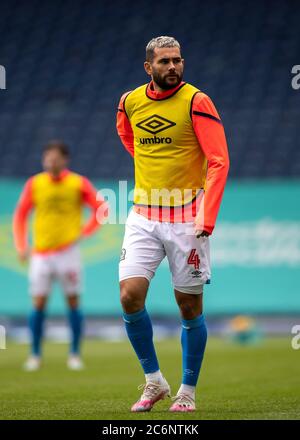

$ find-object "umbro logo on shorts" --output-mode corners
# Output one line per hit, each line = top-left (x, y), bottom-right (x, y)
(136, 114), (176, 135)
(191, 269), (202, 278)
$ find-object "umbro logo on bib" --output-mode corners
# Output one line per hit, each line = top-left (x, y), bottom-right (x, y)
(136, 114), (176, 135)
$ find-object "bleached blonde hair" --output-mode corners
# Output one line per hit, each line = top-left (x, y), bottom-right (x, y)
(146, 36), (181, 62)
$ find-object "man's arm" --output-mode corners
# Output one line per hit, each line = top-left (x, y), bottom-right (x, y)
(116, 91), (134, 157)
(81, 177), (108, 237)
(13, 177), (34, 259)
(192, 92), (230, 236)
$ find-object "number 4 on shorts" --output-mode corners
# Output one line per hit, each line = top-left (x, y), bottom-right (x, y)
(187, 249), (200, 269)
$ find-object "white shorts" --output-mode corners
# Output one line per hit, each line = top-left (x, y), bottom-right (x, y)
(119, 209), (211, 293)
(29, 244), (82, 297)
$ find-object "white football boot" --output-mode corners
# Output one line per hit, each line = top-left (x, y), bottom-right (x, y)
(169, 393), (196, 412)
(131, 377), (171, 412)
(67, 355), (84, 371)
(23, 355), (41, 372)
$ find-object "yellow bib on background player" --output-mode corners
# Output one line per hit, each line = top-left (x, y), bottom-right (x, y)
(124, 83), (207, 207)
(32, 172), (82, 251)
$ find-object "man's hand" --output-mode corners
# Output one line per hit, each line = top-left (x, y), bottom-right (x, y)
(18, 249), (30, 263)
(195, 229), (210, 239)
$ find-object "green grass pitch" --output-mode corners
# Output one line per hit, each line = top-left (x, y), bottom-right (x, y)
(0, 337), (299, 420)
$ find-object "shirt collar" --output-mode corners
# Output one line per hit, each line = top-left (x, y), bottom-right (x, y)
(146, 80), (185, 100)
(48, 169), (70, 182)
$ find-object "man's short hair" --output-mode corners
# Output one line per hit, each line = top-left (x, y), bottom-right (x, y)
(146, 36), (181, 62)
(43, 140), (70, 158)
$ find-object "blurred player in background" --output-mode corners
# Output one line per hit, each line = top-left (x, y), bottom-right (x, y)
(13, 140), (107, 371)
(117, 36), (229, 412)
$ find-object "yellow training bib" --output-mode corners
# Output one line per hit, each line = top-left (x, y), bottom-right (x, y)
(124, 83), (207, 207)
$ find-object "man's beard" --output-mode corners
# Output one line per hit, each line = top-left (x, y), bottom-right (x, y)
(152, 71), (183, 90)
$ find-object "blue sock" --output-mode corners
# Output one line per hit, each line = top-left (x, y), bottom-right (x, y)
(68, 308), (83, 355)
(123, 308), (159, 374)
(29, 309), (45, 356)
(181, 314), (207, 386)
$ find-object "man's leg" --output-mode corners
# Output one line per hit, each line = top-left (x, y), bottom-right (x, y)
(56, 245), (83, 369)
(119, 210), (170, 411)
(120, 277), (170, 411)
(163, 222), (210, 411)
(121, 277), (160, 378)
(171, 288), (207, 411)
(66, 294), (83, 360)
(29, 295), (48, 358)
(25, 254), (51, 371)
(24, 295), (48, 371)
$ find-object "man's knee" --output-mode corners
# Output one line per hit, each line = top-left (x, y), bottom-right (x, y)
(120, 278), (148, 313)
(66, 294), (79, 309)
(179, 301), (197, 317)
(175, 291), (203, 319)
(33, 296), (47, 311)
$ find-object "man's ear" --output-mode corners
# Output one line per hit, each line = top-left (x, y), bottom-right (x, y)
(144, 61), (152, 76)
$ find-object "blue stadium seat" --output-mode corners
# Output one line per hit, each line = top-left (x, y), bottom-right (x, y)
(0, 0), (299, 178)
